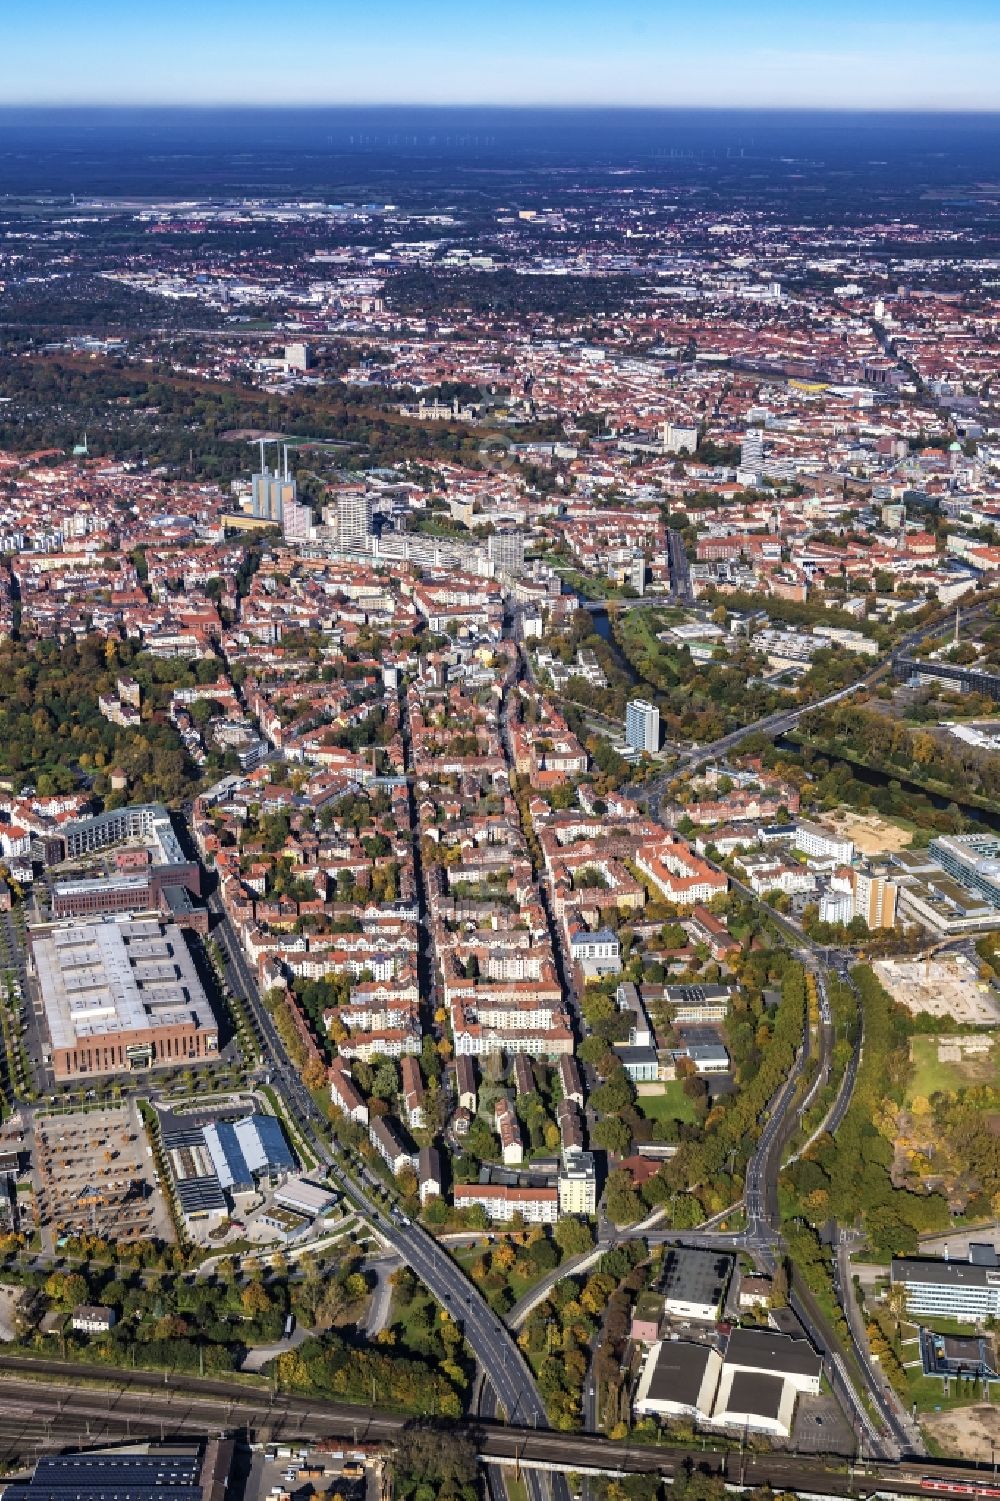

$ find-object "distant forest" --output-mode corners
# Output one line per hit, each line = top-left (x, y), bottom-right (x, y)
(0, 355), (486, 478)
(0, 275), (225, 336)
(386, 267), (645, 320)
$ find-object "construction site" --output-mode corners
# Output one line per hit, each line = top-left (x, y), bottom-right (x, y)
(873, 952), (1000, 1026)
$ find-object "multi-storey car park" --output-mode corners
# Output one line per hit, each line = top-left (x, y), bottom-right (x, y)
(30, 916), (218, 1079)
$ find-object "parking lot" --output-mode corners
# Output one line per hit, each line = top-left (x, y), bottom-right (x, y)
(245, 1443), (370, 1501)
(791, 1391), (855, 1455)
(32, 1098), (174, 1250)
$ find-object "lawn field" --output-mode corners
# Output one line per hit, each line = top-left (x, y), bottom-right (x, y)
(635, 1079), (699, 1126)
(905, 1035), (997, 1104)
(450, 1243), (554, 1313)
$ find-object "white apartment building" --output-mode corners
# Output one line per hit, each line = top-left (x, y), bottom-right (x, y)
(337, 491), (374, 549)
(454, 1184), (559, 1224)
(853, 869), (898, 929)
(662, 422), (700, 455)
(625, 698), (660, 755)
(795, 819), (855, 864)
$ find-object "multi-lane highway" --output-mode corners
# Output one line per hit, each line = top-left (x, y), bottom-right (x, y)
(667, 527), (694, 604)
(190, 588), (992, 1476)
(202, 676), (561, 1501)
(620, 789), (912, 1455)
(506, 622), (891, 1456)
(212, 878), (558, 1501)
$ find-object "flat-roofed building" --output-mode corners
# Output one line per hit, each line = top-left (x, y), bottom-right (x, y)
(274, 1177), (337, 1219)
(709, 1366), (796, 1437)
(159, 1108), (295, 1228)
(204, 1114), (295, 1191)
(48, 803), (201, 921)
(32, 917), (218, 1080)
(930, 834), (1000, 909)
(614, 1043), (660, 1082)
(0, 1444), (229, 1501)
(625, 699), (660, 755)
(677, 1041), (731, 1075)
(569, 926), (621, 978)
(891, 1246), (1000, 1324)
(664, 984), (731, 1024)
(722, 1328), (822, 1395)
(53, 802), (199, 888)
(853, 868), (898, 930)
(617, 981), (653, 1047)
(558, 1148), (597, 1215)
(662, 1247), (733, 1323)
(634, 1326), (820, 1437)
(794, 818), (855, 864)
(634, 1339), (723, 1420)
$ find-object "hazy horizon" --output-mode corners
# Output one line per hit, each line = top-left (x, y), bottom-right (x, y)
(3, 104), (1000, 117)
(2, 105), (998, 202)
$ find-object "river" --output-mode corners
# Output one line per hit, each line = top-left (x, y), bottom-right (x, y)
(581, 602), (641, 683)
(589, 604), (611, 642)
(775, 734), (1000, 834)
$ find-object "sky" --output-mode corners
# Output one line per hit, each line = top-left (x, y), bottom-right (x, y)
(3, 0), (1000, 111)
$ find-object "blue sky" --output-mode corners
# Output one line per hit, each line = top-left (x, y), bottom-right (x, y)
(4, 0), (1000, 110)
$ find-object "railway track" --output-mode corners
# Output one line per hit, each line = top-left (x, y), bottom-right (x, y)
(0, 1361), (997, 1499)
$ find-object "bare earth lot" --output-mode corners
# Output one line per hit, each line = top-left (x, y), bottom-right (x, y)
(830, 808), (913, 856)
(32, 1100), (174, 1250)
(924, 1404), (1000, 1462)
(0, 1285), (22, 1341)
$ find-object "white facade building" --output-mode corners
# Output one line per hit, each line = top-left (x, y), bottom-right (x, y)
(625, 698), (660, 755)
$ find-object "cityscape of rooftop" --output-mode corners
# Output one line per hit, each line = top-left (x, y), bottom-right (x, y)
(0, 8), (1000, 1501)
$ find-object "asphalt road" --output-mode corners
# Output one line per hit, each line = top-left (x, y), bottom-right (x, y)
(208, 885), (551, 1431)
(826, 1004), (862, 1138)
(628, 773), (912, 1458)
(635, 594), (997, 790)
(836, 1230), (924, 1454)
(667, 528), (694, 604)
(362, 1255), (398, 1341)
(196, 591), (975, 1466)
